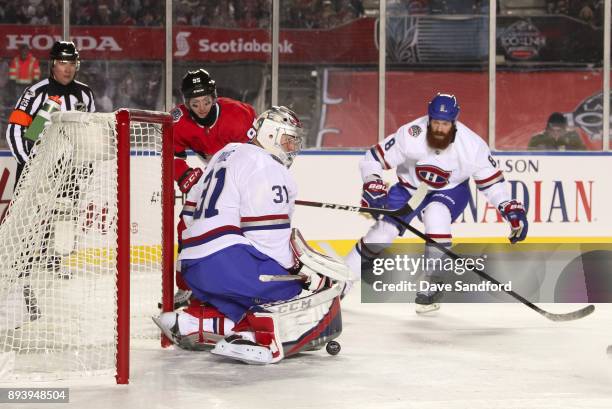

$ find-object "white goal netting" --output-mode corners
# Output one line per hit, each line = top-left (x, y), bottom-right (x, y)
(0, 111), (171, 381)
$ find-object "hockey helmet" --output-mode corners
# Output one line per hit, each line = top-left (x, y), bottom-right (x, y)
(181, 69), (217, 101)
(50, 41), (80, 71)
(428, 93), (460, 122)
(254, 106), (303, 167)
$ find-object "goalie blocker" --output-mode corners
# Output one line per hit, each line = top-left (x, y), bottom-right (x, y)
(153, 228), (349, 364)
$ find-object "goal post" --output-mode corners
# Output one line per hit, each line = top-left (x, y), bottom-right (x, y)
(115, 109), (175, 384)
(0, 109), (175, 384)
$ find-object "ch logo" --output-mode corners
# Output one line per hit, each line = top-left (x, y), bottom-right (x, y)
(416, 164), (451, 189)
(440, 104), (447, 112)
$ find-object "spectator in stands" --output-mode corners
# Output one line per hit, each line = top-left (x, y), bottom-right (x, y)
(46, 0), (62, 24)
(8, 45), (41, 100)
(190, 6), (209, 26)
(528, 112), (586, 151)
(334, 0), (361, 25)
(570, 0), (603, 26)
(236, 3), (260, 29)
(72, 0), (96, 25)
(140, 10), (157, 26)
(209, 2), (237, 27)
(92, 4), (113, 25)
(30, 4), (49, 25)
(320, 0), (340, 28)
(117, 9), (136, 25)
(547, 0), (571, 14)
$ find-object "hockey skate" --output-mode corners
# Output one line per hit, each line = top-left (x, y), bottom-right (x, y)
(152, 306), (230, 351)
(211, 334), (273, 365)
(415, 284), (444, 314)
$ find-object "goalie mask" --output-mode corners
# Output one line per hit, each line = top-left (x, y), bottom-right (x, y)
(253, 106), (303, 168)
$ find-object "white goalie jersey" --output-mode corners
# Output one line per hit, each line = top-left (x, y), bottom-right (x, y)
(361, 115), (511, 207)
(179, 142), (296, 268)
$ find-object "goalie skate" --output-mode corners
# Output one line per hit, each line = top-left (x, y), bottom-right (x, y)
(152, 314), (221, 351)
(152, 305), (231, 351)
(211, 334), (273, 365)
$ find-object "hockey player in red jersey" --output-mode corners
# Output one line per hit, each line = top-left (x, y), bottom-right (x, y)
(172, 68), (255, 194)
(171, 69), (256, 308)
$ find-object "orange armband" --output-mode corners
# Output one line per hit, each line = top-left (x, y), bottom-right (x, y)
(8, 110), (33, 127)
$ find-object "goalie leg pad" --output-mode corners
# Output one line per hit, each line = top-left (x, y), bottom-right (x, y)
(211, 283), (343, 364)
(181, 244), (302, 323)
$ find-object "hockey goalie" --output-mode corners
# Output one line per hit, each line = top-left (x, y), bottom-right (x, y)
(153, 106), (349, 364)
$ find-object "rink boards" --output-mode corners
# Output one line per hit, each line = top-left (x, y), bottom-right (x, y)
(0, 152), (609, 247)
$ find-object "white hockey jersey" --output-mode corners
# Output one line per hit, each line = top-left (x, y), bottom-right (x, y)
(361, 116), (510, 206)
(179, 142), (296, 268)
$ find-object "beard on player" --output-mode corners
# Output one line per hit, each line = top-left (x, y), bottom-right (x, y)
(426, 123), (456, 150)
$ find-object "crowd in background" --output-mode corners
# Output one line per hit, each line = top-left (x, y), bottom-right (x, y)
(0, 0), (366, 29)
(0, 0), (605, 152)
(0, 0), (602, 28)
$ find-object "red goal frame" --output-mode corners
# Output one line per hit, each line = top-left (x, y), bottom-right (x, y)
(115, 109), (174, 384)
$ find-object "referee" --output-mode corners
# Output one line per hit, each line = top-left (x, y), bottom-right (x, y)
(6, 40), (96, 189)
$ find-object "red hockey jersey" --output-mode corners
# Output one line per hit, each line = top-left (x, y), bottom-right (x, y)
(171, 97), (256, 182)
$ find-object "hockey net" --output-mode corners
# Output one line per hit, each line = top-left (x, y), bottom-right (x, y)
(0, 110), (174, 383)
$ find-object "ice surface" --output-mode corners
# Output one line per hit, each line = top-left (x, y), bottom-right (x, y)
(5, 283), (612, 409)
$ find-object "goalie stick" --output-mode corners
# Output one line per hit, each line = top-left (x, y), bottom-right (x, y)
(385, 214), (594, 322)
(259, 274), (304, 282)
(295, 182), (428, 218)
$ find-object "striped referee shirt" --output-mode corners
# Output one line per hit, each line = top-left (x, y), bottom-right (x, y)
(6, 76), (96, 164)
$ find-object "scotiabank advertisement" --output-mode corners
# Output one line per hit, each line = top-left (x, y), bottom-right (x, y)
(0, 21), (376, 64)
(0, 15), (601, 64)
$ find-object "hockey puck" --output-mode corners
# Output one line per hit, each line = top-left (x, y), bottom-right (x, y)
(326, 341), (341, 355)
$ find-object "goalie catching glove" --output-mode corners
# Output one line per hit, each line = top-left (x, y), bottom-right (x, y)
(361, 174), (388, 208)
(177, 167), (203, 193)
(498, 199), (528, 244)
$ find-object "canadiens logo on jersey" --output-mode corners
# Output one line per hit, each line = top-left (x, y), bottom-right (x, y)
(415, 164), (451, 189)
(408, 125), (422, 137)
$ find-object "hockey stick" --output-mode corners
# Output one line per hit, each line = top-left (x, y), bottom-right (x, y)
(259, 274), (304, 282)
(296, 183), (428, 218)
(386, 215), (594, 322)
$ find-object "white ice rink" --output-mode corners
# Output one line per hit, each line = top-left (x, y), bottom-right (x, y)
(6, 284), (612, 409)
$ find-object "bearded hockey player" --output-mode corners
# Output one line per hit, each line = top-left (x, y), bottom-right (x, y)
(345, 93), (528, 313)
